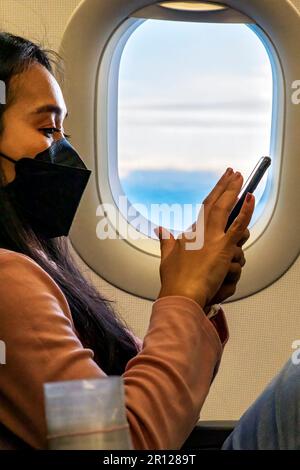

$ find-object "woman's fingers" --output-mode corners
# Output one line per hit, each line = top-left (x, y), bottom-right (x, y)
(202, 168), (234, 207)
(154, 226), (176, 263)
(237, 228), (250, 247)
(215, 280), (238, 300)
(184, 169), (233, 235)
(226, 193), (255, 245)
(188, 168), (239, 234)
(224, 262), (242, 283)
(232, 246), (246, 266)
(208, 172), (244, 231)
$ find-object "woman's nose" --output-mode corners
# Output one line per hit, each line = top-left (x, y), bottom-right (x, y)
(54, 131), (64, 142)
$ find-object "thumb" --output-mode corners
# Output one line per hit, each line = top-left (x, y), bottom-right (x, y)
(154, 226), (175, 262)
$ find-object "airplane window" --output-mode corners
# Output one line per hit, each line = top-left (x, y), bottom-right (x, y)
(116, 20), (273, 232)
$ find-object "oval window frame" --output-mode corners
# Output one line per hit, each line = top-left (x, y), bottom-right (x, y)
(60, 0), (300, 301)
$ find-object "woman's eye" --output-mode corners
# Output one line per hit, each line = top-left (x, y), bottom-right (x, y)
(40, 127), (59, 137)
(40, 128), (71, 141)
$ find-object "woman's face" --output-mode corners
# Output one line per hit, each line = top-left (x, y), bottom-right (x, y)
(0, 62), (68, 183)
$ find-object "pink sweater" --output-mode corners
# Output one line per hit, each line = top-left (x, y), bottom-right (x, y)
(0, 248), (228, 449)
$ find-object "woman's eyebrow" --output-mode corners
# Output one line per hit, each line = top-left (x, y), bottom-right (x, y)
(30, 104), (68, 119)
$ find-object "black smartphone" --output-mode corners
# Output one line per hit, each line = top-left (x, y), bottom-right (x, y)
(225, 156), (271, 232)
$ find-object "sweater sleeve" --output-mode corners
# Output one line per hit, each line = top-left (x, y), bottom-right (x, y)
(0, 249), (228, 450)
(123, 296), (228, 449)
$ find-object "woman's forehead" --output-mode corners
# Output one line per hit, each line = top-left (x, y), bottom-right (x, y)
(9, 62), (66, 114)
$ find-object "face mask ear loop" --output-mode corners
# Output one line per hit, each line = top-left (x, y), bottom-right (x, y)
(0, 152), (17, 164)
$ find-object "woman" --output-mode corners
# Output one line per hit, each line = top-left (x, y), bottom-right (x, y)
(0, 32), (253, 449)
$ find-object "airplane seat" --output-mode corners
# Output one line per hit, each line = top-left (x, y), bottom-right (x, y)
(181, 420), (237, 450)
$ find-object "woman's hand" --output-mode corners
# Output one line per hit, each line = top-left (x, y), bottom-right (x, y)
(207, 228), (250, 306)
(155, 169), (255, 308)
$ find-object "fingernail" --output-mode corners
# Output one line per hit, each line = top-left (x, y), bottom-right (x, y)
(235, 171), (241, 179)
(246, 193), (252, 203)
(154, 226), (161, 238)
(226, 167), (233, 176)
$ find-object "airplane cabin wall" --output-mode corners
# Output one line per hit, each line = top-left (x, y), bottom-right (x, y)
(0, 0), (300, 421)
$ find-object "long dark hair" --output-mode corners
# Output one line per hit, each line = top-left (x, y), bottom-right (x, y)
(0, 32), (139, 374)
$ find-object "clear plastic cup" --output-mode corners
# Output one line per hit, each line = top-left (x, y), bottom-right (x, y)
(44, 377), (133, 450)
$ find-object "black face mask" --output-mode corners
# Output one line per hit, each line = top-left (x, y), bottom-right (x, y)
(0, 138), (91, 239)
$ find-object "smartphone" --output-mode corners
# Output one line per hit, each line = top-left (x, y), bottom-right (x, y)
(225, 156), (271, 232)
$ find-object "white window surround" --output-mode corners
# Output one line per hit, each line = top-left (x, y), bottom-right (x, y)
(61, 0), (300, 301)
